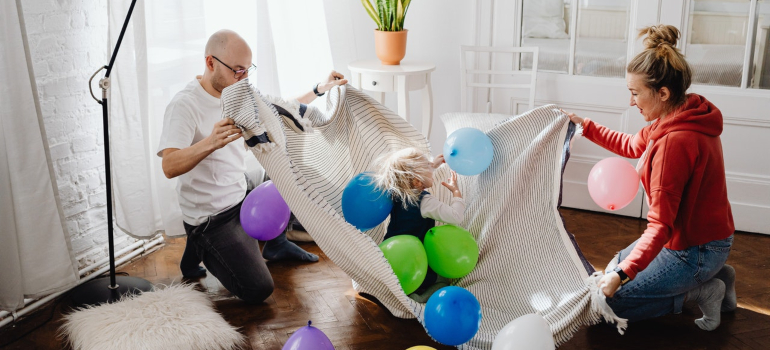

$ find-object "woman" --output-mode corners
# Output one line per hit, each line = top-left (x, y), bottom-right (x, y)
(562, 25), (736, 331)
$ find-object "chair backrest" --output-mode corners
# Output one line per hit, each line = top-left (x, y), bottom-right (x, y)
(460, 45), (539, 114)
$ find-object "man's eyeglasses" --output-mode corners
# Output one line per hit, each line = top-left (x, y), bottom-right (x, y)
(212, 56), (256, 80)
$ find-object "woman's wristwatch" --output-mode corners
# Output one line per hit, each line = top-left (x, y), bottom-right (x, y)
(313, 83), (325, 97)
(613, 266), (631, 285)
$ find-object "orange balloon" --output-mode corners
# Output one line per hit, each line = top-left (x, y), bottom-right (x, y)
(406, 347), (437, 350)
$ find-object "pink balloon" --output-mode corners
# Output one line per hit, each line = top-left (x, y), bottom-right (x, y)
(587, 157), (640, 211)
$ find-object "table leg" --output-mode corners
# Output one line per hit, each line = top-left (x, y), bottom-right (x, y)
(352, 72), (361, 89)
(397, 75), (409, 122)
(421, 73), (433, 137)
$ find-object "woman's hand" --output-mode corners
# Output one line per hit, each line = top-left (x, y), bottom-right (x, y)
(316, 70), (348, 94)
(441, 171), (462, 197)
(432, 154), (445, 169)
(560, 108), (584, 126)
(599, 271), (622, 298)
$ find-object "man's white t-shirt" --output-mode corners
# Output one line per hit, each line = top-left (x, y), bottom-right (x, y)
(157, 78), (248, 226)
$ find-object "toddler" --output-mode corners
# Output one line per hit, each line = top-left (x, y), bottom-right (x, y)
(372, 148), (465, 302)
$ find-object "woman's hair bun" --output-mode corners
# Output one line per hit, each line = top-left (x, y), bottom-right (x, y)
(640, 25), (680, 50)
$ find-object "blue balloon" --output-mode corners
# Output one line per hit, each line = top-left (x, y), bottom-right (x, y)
(341, 172), (393, 231)
(443, 128), (494, 176)
(424, 286), (482, 346)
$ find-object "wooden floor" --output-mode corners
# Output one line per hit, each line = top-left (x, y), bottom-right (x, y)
(1, 208), (769, 349)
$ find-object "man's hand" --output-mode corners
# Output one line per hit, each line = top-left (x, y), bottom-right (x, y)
(316, 70), (348, 94)
(205, 118), (242, 151)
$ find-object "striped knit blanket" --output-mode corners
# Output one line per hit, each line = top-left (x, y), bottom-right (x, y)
(221, 79), (625, 349)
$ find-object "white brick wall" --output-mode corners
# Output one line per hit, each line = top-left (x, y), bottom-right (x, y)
(23, 0), (137, 269)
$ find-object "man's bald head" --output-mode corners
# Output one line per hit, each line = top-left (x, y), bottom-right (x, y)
(202, 29), (253, 94)
(204, 29), (251, 59)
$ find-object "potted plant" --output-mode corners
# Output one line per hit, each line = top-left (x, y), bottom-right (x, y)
(361, 0), (412, 65)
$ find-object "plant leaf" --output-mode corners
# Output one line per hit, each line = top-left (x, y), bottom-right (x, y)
(377, 0), (387, 31)
(396, 0), (403, 31)
(402, 0), (411, 29)
(361, 0), (382, 28)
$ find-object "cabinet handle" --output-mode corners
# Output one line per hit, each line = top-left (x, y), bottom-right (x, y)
(371, 81), (377, 86)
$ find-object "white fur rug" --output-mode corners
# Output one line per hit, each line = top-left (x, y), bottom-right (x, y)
(60, 284), (244, 350)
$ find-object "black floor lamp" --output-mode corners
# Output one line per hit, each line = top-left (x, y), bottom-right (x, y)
(71, 0), (153, 308)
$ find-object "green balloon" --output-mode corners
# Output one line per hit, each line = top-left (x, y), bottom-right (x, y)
(424, 225), (479, 279)
(379, 235), (428, 295)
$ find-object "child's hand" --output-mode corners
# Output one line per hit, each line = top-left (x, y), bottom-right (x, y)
(441, 171), (462, 197)
(432, 154), (446, 169)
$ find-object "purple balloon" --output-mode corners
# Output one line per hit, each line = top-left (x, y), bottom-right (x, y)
(240, 180), (290, 241)
(282, 321), (335, 350)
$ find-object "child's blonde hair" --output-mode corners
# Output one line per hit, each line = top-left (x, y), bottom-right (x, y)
(372, 147), (433, 209)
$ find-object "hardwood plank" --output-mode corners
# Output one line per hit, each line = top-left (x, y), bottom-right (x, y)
(2, 208), (769, 350)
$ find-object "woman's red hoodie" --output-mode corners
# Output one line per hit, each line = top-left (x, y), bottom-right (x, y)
(581, 94), (734, 279)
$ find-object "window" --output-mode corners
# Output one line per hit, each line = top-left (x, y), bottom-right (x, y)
(517, 0), (770, 90)
(520, 0), (572, 73)
(684, 0), (750, 87)
(752, 0), (770, 88)
(519, 0), (631, 78)
(574, 0), (631, 78)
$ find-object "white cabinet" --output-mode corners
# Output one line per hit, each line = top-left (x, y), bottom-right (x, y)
(348, 60), (436, 137)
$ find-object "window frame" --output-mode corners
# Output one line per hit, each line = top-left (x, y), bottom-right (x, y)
(513, 0), (770, 91)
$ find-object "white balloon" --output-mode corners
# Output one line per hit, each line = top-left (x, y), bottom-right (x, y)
(491, 314), (555, 350)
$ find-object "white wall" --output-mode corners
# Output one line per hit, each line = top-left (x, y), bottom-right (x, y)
(324, 0), (476, 153)
(21, 0), (136, 269)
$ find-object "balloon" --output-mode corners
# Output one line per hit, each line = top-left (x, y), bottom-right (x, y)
(424, 286), (482, 346)
(424, 225), (479, 279)
(443, 127), (494, 176)
(492, 314), (554, 350)
(406, 347), (437, 350)
(282, 321), (335, 350)
(587, 157), (640, 211)
(240, 180), (290, 241)
(341, 172), (393, 231)
(379, 235), (428, 295)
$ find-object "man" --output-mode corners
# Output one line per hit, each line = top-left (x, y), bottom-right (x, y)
(157, 29), (347, 303)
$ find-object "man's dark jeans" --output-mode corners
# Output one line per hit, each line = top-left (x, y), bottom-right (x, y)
(183, 201), (274, 303)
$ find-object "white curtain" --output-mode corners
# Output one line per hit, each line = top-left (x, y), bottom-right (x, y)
(264, 0), (335, 98)
(109, 0), (169, 238)
(0, 0), (79, 312)
(102, 0), (341, 238)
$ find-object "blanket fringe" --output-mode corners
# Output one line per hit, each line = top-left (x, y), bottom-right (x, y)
(585, 271), (628, 334)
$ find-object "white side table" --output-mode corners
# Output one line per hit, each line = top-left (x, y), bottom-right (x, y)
(348, 60), (436, 136)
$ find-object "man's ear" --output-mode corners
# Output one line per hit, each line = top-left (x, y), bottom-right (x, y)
(205, 56), (215, 72)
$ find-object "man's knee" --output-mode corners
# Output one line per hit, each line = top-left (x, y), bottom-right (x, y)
(238, 280), (275, 304)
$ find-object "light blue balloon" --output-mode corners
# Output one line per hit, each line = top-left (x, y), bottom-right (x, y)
(443, 128), (494, 176)
(341, 172), (393, 231)
(424, 286), (482, 346)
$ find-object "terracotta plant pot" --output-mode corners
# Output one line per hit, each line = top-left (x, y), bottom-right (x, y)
(374, 29), (408, 65)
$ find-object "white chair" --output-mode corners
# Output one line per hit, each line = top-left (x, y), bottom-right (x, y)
(460, 46), (539, 114)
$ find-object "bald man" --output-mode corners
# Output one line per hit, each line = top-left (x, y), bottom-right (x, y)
(157, 30), (346, 303)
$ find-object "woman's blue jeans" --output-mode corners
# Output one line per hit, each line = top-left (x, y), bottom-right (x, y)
(606, 235), (733, 322)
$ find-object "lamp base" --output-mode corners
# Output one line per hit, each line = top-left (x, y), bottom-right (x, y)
(71, 276), (153, 308)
